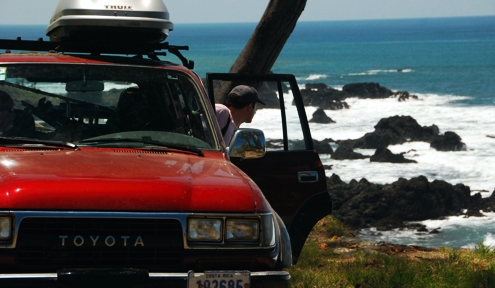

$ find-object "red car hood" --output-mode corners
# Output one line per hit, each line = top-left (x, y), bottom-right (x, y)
(0, 149), (264, 212)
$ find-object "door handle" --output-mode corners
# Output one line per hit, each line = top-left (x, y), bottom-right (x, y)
(298, 171), (319, 183)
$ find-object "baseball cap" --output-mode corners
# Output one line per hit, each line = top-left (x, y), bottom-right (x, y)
(229, 85), (266, 106)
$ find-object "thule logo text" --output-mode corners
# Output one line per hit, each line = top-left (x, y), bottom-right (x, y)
(59, 235), (144, 247)
(104, 5), (132, 10)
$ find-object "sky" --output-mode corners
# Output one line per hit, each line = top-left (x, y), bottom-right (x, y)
(0, 0), (494, 25)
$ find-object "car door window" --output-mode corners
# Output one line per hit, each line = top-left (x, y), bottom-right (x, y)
(243, 81), (307, 151)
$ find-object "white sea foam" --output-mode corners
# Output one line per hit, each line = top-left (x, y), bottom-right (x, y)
(297, 74), (328, 81)
(482, 233), (495, 248)
(245, 90), (495, 248)
(359, 212), (495, 248)
(348, 69), (413, 76)
(248, 92), (495, 193)
(307, 94), (495, 193)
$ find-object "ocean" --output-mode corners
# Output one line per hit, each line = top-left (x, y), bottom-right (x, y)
(1, 16), (495, 248)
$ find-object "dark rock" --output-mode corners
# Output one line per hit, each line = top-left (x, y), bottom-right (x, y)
(266, 138), (334, 154)
(336, 115), (440, 149)
(375, 219), (404, 231)
(257, 81), (286, 109)
(313, 138), (334, 154)
(328, 175), (474, 230)
(331, 146), (368, 160)
(309, 108), (335, 124)
(430, 131), (467, 151)
(370, 147), (417, 163)
(342, 83), (393, 99)
(266, 139), (284, 150)
(469, 190), (495, 213)
(299, 83), (350, 110)
(402, 223), (427, 231)
(306, 83), (329, 90)
(327, 173), (345, 186)
(463, 209), (485, 217)
(373, 116), (439, 143)
(392, 91), (420, 101)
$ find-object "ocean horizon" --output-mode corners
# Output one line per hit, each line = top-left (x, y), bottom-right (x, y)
(1, 15), (495, 248)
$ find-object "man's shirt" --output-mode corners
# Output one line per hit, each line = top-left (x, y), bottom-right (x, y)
(215, 104), (236, 145)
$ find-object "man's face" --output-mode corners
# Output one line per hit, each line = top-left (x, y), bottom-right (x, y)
(244, 102), (257, 123)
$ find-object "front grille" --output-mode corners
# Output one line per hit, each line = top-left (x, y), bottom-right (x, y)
(15, 218), (184, 270)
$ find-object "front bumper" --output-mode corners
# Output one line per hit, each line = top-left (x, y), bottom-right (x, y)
(0, 269), (290, 288)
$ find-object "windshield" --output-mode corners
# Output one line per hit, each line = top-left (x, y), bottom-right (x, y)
(0, 64), (217, 150)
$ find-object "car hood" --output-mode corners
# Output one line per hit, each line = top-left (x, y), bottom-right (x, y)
(0, 149), (263, 212)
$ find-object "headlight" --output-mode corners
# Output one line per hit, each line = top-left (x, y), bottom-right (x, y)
(0, 217), (12, 240)
(226, 219), (259, 241)
(188, 218), (222, 242)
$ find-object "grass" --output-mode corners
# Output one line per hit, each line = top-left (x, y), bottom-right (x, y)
(287, 216), (495, 288)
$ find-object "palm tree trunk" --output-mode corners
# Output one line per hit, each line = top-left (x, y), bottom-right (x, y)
(215, 0), (307, 103)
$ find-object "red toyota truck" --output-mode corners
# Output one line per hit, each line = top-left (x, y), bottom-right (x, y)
(0, 1), (331, 287)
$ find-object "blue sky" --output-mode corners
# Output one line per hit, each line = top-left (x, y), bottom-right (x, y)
(0, 0), (494, 25)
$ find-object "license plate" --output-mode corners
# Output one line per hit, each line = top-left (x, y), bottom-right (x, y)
(187, 270), (250, 288)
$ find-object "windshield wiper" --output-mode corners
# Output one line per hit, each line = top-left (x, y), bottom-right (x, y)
(77, 137), (204, 156)
(0, 137), (79, 150)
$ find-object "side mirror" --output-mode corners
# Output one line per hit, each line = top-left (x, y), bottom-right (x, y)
(228, 128), (266, 159)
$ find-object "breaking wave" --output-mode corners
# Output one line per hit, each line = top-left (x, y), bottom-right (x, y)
(297, 74), (328, 81)
(348, 69), (413, 76)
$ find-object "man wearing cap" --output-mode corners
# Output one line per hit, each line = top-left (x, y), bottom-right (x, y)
(0, 90), (37, 138)
(215, 85), (266, 145)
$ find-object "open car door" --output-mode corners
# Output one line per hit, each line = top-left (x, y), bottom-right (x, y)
(206, 73), (332, 263)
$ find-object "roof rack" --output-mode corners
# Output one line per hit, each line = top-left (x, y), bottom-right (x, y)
(0, 37), (194, 69)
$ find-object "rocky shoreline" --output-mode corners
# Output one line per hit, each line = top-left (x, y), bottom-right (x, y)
(319, 235), (440, 258)
(326, 173), (495, 232)
(262, 81), (493, 235)
(262, 81), (467, 158)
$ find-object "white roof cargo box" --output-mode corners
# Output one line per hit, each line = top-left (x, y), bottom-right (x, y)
(46, 0), (174, 44)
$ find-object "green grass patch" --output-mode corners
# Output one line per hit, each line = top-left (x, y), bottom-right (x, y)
(287, 216), (495, 288)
